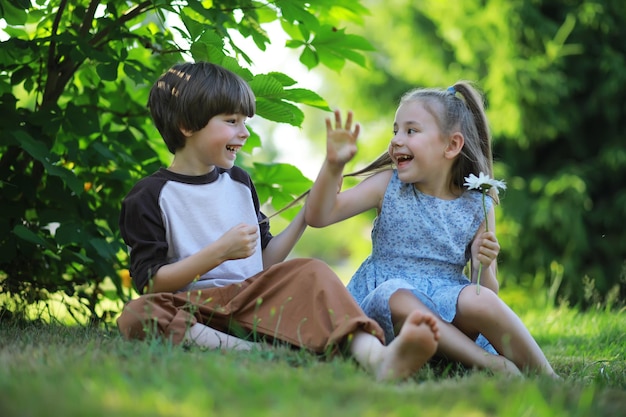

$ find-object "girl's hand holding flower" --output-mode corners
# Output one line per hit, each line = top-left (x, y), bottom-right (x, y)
(464, 172), (506, 294)
(471, 230), (500, 270)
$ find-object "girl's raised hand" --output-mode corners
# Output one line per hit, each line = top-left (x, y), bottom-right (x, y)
(325, 110), (360, 165)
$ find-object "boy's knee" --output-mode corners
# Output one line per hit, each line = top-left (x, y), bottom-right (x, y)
(293, 258), (341, 282)
(117, 297), (153, 340)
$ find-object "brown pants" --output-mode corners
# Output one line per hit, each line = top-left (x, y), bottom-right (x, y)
(117, 258), (384, 354)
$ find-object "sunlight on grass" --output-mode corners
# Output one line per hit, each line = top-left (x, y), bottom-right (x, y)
(0, 276), (130, 325)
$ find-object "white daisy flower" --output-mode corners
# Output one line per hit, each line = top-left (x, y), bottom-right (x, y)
(463, 172), (507, 194)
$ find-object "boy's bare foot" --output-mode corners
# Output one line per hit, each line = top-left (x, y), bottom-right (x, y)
(375, 310), (439, 381)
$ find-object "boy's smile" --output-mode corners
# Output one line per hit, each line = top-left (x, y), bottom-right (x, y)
(171, 113), (250, 175)
(226, 145), (242, 154)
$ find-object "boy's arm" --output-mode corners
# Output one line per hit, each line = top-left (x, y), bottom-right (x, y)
(149, 223), (259, 293)
(261, 208), (307, 268)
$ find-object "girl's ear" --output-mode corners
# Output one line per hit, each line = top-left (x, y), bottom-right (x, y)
(444, 132), (464, 159)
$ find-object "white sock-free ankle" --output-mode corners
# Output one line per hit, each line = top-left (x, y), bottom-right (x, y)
(184, 323), (256, 351)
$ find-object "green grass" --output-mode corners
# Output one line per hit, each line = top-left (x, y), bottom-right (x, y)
(0, 303), (624, 417)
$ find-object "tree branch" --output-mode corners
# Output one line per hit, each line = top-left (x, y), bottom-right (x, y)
(89, 1), (155, 47)
(41, 1), (154, 107)
(47, 0), (67, 70)
(79, 0), (101, 38)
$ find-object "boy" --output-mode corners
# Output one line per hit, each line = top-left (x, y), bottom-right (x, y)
(116, 61), (439, 381)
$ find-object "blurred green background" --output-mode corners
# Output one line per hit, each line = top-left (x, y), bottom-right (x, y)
(1, 0), (624, 323)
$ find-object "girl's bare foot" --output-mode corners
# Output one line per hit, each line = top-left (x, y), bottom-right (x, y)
(375, 310), (439, 381)
(480, 354), (523, 377)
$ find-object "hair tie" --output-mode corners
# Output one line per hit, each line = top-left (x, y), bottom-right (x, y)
(447, 86), (456, 95)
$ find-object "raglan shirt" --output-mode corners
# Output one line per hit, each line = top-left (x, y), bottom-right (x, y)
(119, 167), (273, 294)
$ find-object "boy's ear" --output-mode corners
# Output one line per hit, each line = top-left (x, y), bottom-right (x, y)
(444, 132), (464, 159)
(180, 126), (193, 137)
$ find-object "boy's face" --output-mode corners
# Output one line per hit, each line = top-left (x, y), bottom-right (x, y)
(180, 113), (250, 171)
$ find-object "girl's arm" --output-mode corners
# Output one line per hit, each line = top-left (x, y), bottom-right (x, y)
(261, 110), (360, 267)
(470, 206), (500, 293)
(306, 110), (390, 227)
(261, 207), (307, 268)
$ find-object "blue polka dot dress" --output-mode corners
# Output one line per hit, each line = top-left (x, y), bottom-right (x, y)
(347, 170), (496, 353)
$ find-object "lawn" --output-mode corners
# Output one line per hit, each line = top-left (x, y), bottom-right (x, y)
(0, 298), (624, 417)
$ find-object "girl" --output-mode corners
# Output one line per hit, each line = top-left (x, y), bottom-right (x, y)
(305, 82), (558, 377)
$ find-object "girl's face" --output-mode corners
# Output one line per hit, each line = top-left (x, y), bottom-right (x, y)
(388, 100), (448, 184)
(182, 113), (250, 172)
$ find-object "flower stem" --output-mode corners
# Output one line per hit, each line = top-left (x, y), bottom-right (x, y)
(476, 191), (489, 295)
(482, 190), (489, 234)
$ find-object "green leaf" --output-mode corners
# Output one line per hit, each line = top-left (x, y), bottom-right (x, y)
(180, 11), (206, 41)
(309, 25), (374, 70)
(67, 250), (93, 264)
(276, 0), (320, 30)
(317, 47), (346, 71)
(96, 61), (119, 82)
(8, 0), (31, 10)
(250, 162), (312, 208)
(285, 39), (305, 48)
(251, 5), (276, 24)
(255, 98), (304, 126)
(92, 142), (116, 161)
(279, 20), (305, 41)
(315, 29), (374, 51)
(299, 46), (318, 69)
(10, 65), (33, 85)
(55, 222), (84, 246)
(1, 1), (27, 25)
(14, 130), (50, 162)
(281, 88), (331, 111)
(42, 248), (62, 261)
(89, 237), (117, 259)
(13, 224), (48, 247)
(249, 74), (285, 97)
(64, 103), (100, 136)
(14, 131), (84, 195)
(197, 29), (225, 49)
(252, 162), (313, 193)
(218, 56), (253, 80)
(264, 72), (297, 87)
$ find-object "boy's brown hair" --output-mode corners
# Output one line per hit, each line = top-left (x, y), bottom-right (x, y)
(148, 62), (256, 154)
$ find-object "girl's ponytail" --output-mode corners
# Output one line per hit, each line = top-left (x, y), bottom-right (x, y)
(452, 82), (498, 203)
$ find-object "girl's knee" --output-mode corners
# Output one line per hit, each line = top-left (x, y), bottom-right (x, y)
(389, 289), (431, 314)
(458, 287), (503, 318)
